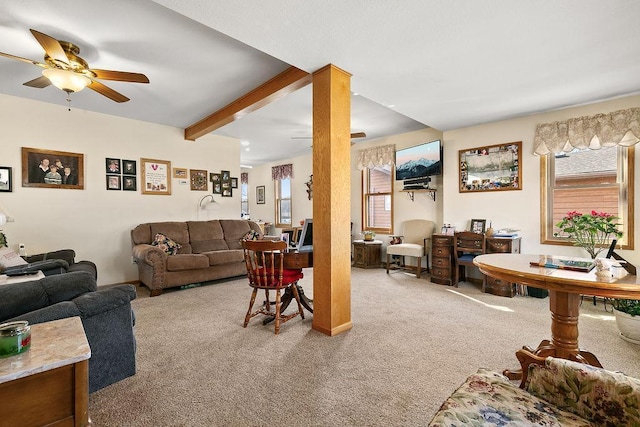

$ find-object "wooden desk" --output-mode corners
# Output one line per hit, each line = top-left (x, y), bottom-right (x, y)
(431, 234), (521, 296)
(0, 317), (91, 427)
(474, 253), (640, 380)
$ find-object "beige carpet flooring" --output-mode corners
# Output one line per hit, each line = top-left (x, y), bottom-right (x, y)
(89, 268), (640, 426)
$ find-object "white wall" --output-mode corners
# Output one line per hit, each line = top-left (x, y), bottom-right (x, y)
(0, 94), (242, 285)
(442, 94), (640, 265)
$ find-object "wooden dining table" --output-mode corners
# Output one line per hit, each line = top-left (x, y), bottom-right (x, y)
(474, 253), (640, 380)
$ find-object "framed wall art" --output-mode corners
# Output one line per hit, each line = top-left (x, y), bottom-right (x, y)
(231, 177), (238, 188)
(459, 141), (521, 193)
(106, 158), (121, 174)
(141, 158), (171, 195)
(256, 185), (265, 204)
(173, 168), (187, 178)
(123, 176), (137, 191)
(22, 147), (84, 189)
(0, 166), (12, 192)
(122, 159), (137, 176)
(190, 169), (208, 191)
(106, 175), (121, 190)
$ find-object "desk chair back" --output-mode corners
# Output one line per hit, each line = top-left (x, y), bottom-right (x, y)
(241, 239), (304, 334)
(453, 231), (486, 289)
(386, 219), (435, 278)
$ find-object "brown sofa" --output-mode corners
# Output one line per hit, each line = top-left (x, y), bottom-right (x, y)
(131, 219), (262, 296)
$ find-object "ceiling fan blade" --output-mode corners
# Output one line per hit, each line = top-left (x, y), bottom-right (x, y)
(88, 80), (129, 103)
(351, 132), (366, 138)
(23, 75), (51, 88)
(91, 69), (149, 83)
(0, 51), (47, 67)
(30, 29), (69, 65)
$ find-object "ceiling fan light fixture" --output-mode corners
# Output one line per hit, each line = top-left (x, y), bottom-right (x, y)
(42, 68), (91, 93)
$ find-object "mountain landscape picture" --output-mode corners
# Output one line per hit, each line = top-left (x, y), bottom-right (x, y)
(395, 140), (442, 180)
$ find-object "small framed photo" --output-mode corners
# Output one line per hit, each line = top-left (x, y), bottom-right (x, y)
(211, 173), (221, 182)
(123, 176), (137, 191)
(222, 188), (233, 197)
(190, 169), (208, 191)
(231, 177), (238, 188)
(106, 158), (121, 174)
(221, 170), (230, 181)
(470, 219), (486, 234)
(173, 168), (187, 178)
(213, 183), (222, 194)
(0, 166), (12, 192)
(256, 185), (265, 204)
(106, 175), (121, 190)
(122, 159), (137, 176)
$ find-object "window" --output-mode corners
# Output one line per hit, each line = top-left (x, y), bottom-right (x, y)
(541, 146), (634, 249)
(362, 165), (393, 233)
(275, 177), (291, 227)
(240, 182), (248, 217)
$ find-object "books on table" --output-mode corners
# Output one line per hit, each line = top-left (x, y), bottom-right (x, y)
(530, 255), (596, 272)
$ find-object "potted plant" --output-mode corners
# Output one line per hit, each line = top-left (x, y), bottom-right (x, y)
(555, 210), (623, 259)
(361, 230), (376, 242)
(612, 299), (640, 345)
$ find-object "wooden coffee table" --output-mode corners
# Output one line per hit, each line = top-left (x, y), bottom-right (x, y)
(0, 316), (91, 426)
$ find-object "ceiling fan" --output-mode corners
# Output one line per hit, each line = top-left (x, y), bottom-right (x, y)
(0, 29), (149, 103)
(292, 132), (367, 146)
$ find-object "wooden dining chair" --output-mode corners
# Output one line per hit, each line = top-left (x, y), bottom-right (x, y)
(241, 239), (305, 334)
(453, 231), (486, 289)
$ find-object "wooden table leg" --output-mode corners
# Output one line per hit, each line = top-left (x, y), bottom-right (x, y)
(504, 290), (602, 382)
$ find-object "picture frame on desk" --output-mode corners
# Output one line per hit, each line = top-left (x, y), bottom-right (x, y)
(471, 219), (486, 233)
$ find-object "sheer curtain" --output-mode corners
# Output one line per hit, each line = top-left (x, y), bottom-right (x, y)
(356, 144), (396, 170)
(534, 107), (640, 155)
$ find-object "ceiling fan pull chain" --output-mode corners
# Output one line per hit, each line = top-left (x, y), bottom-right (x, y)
(65, 90), (72, 111)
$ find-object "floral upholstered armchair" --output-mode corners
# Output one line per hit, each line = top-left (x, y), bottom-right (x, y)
(429, 353), (640, 426)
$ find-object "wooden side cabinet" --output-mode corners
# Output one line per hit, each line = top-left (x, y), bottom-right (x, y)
(352, 240), (382, 269)
(485, 236), (521, 297)
(431, 234), (454, 285)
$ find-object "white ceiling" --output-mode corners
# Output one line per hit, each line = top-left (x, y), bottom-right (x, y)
(1, 1), (639, 166)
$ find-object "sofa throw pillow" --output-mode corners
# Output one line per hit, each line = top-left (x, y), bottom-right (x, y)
(152, 233), (182, 255)
(242, 229), (261, 241)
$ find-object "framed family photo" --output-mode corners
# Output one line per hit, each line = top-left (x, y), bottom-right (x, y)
(106, 158), (121, 174)
(141, 158), (171, 195)
(106, 175), (121, 190)
(0, 166), (12, 192)
(459, 141), (521, 193)
(22, 147), (84, 189)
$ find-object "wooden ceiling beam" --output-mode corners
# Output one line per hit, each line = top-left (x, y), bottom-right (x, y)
(184, 66), (312, 141)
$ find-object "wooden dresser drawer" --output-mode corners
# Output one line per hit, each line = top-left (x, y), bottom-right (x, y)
(487, 240), (512, 253)
(431, 266), (450, 278)
(433, 236), (452, 246)
(432, 246), (451, 257)
(432, 256), (450, 268)
(485, 275), (516, 297)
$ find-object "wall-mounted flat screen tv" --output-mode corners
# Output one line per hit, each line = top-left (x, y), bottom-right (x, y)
(395, 139), (442, 181)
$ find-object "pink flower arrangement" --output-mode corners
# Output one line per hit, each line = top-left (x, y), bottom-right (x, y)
(555, 210), (623, 258)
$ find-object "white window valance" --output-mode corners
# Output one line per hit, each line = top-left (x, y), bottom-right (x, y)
(356, 144), (396, 170)
(534, 107), (640, 155)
